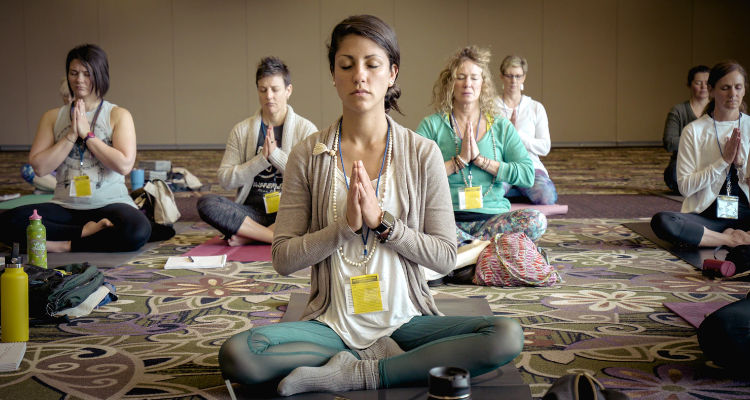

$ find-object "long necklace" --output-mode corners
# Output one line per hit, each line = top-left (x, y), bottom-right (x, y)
(450, 112), (498, 196)
(330, 118), (393, 268)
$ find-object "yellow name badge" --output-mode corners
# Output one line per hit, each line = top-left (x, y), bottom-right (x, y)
(458, 186), (483, 210)
(349, 274), (383, 314)
(263, 191), (281, 214)
(70, 175), (92, 197)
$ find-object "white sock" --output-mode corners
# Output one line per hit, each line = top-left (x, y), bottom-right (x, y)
(277, 351), (378, 396)
(356, 336), (404, 360)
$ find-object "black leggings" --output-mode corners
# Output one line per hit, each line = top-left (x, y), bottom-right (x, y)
(651, 208), (750, 247)
(196, 194), (275, 238)
(0, 202), (151, 252)
(698, 297), (750, 371)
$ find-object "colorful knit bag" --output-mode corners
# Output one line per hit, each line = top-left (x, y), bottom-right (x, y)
(473, 232), (561, 287)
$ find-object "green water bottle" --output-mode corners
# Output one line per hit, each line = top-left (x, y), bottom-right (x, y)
(1, 244), (29, 342)
(27, 209), (47, 269)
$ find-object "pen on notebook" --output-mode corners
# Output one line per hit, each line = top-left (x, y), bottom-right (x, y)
(188, 256), (195, 262)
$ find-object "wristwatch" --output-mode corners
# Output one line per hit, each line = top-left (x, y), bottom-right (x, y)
(373, 210), (395, 242)
(83, 131), (95, 144)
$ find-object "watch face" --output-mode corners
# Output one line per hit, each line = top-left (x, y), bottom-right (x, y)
(383, 211), (395, 227)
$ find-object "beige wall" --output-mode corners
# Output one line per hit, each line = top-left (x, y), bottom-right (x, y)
(2, 0), (750, 149)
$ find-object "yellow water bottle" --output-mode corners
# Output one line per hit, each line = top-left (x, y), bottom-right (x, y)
(1, 244), (29, 343)
(27, 209), (47, 268)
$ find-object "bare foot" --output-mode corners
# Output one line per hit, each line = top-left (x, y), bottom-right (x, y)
(227, 234), (254, 247)
(82, 218), (114, 238)
(722, 228), (750, 247)
(47, 240), (71, 253)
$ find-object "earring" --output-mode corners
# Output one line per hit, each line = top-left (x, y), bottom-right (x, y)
(520, 83), (524, 91)
(389, 81), (394, 86)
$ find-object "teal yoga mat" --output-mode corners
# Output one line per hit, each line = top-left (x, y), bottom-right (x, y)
(0, 194), (53, 210)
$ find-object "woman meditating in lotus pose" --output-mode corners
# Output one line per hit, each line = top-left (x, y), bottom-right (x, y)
(218, 15), (523, 396)
(0, 44), (150, 253)
(651, 61), (750, 248)
(197, 57), (317, 245)
(415, 46), (547, 283)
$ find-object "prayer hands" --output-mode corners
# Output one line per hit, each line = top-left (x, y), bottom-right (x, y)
(723, 127), (741, 165)
(263, 123), (277, 159)
(345, 160), (382, 232)
(510, 108), (517, 127)
(72, 99), (89, 139)
(459, 120), (479, 163)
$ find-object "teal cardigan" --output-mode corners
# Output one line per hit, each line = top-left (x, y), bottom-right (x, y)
(416, 112), (534, 214)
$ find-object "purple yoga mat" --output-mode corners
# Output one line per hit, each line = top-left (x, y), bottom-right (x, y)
(183, 236), (271, 262)
(510, 203), (568, 216)
(663, 301), (731, 328)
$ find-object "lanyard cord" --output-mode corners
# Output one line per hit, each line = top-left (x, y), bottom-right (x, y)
(714, 114), (742, 196)
(337, 119), (391, 255)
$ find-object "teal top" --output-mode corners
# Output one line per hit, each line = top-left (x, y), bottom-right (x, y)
(416, 112), (534, 214)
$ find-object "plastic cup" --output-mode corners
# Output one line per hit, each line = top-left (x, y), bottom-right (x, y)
(130, 168), (145, 191)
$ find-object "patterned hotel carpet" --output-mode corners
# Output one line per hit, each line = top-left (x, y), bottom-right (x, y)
(2, 219), (750, 399)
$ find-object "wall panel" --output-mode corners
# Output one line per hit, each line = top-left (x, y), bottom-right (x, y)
(99, 0), (175, 146)
(617, 0), (691, 144)
(245, 0), (321, 129)
(543, 0), (617, 145)
(692, 0), (750, 74)
(173, 0), (248, 146)
(0, 2), (28, 145)
(469, 0), (544, 102)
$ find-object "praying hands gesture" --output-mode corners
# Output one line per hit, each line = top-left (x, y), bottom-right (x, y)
(71, 99), (91, 139)
(723, 128), (742, 166)
(262, 123), (277, 160)
(459, 120), (479, 164)
(345, 160), (382, 232)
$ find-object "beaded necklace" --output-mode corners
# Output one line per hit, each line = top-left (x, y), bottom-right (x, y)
(330, 118), (393, 269)
(449, 112), (498, 196)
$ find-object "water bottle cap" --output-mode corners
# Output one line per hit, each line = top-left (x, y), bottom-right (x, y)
(29, 209), (42, 220)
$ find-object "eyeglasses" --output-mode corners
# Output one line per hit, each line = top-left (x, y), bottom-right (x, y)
(503, 73), (524, 80)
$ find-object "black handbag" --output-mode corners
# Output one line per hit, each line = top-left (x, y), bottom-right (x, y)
(542, 373), (629, 400)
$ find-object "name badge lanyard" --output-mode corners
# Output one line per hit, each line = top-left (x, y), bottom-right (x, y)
(70, 100), (104, 168)
(338, 121), (391, 257)
(450, 112), (481, 187)
(713, 114), (742, 196)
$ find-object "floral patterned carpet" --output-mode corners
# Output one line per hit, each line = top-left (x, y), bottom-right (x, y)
(3, 218), (750, 399)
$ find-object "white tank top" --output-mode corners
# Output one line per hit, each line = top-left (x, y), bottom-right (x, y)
(50, 100), (136, 210)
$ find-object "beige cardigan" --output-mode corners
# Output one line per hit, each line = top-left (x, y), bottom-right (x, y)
(216, 105), (317, 204)
(272, 115), (457, 321)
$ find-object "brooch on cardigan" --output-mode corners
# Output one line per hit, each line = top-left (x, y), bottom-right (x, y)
(312, 142), (335, 157)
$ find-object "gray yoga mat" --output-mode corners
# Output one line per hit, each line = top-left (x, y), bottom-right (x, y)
(234, 292), (532, 400)
(623, 221), (724, 269)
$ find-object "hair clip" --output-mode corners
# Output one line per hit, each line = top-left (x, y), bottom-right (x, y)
(313, 142), (335, 157)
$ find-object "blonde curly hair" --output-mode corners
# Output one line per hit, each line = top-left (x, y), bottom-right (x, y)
(430, 46), (498, 116)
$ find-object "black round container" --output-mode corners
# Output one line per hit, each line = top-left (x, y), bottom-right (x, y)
(427, 366), (471, 399)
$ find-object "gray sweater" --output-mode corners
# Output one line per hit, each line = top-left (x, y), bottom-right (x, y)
(272, 115), (457, 321)
(663, 101), (698, 153)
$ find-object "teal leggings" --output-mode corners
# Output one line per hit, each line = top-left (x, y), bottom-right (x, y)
(219, 315), (523, 388)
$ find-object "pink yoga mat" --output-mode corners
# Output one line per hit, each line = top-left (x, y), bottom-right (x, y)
(663, 301), (731, 328)
(510, 203), (568, 216)
(184, 236), (272, 262)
